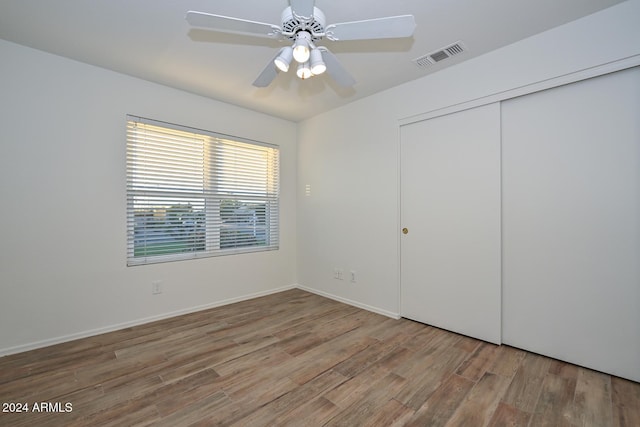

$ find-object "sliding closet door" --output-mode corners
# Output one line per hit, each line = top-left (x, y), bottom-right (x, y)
(502, 67), (640, 382)
(401, 103), (501, 344)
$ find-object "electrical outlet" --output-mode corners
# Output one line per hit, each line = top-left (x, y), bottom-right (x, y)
(350, 271), (356, 283)
(151, 280), (163, 295)
(337, 269), (344, 280)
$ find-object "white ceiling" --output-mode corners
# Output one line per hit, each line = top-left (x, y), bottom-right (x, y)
(0, 0), (624, 122)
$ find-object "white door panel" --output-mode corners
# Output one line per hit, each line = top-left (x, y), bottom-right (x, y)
(400, 103), (502, 344)
(502, 67), (640, 382)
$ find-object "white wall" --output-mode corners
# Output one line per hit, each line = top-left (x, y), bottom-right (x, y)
(297, 0), (640, 315)
(0, 39), (297, 355)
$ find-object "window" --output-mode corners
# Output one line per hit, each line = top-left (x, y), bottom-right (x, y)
(126, 116), (279, 266)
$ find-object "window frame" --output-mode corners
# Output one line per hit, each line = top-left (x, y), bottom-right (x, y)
(126, 115), (280, 266)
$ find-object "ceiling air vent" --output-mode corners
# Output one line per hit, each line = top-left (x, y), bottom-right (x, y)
(414, 41), (466, 68)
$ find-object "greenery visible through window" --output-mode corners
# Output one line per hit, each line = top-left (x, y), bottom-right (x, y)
(126, 116), (279, 265)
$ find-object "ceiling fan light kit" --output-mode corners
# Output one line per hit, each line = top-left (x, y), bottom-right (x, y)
(296, 61), (313, 79)
(310, 48), (327, 75)
(292, 31), (312, 63)
(185, 0), (416, 88)
(274, 46), (294, 72)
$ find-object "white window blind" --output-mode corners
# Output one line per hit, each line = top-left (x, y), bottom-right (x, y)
(126, 116), (279, 266)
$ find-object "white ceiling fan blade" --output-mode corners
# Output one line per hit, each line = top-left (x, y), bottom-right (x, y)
(290, 0), (316, 19)
(253, 49), (283, 87)
(319, 48), (356, 88)
(186, 11), (281, 38)
(325, 15), (416, 41)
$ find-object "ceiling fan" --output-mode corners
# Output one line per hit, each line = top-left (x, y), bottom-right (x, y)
(185, 0), (416, 88)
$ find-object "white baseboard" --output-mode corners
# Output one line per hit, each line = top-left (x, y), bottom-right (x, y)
(0, 284), (399, 357)
(0, 284), (296, 357)
(295, 284), (401, 320)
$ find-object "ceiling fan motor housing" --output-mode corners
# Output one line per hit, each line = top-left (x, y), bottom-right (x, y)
(281, 6), (326, 41)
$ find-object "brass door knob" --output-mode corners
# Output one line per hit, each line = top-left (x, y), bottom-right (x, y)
(402, 228), (408, 234)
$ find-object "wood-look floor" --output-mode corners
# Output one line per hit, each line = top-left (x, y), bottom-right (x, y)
(0, 289), (638, 426)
